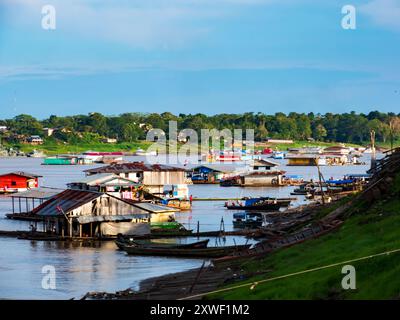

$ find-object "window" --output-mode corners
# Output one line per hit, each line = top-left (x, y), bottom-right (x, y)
(11, 181), (17, 186)
(125, 173), (129, 178)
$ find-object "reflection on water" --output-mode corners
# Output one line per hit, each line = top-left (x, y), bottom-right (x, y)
(0, 155), (375, 299)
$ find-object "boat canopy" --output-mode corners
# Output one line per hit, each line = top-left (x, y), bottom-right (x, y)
(326, 179), (354, 185)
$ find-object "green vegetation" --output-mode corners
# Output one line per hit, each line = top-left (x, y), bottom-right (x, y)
(209, 178), (400, 299)
(0, 111), (399, 154)
(9, 140), (152, 156)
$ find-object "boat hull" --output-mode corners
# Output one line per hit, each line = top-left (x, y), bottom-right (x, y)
(121, 244), (251, 258)
(225, 203), (282, 211)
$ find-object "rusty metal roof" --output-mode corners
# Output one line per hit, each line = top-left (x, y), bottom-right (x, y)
(84, 162), (186, 175)
(32, 189), (103, 216)
(33, 189), (176, 217)
(10, 187), (62, 199)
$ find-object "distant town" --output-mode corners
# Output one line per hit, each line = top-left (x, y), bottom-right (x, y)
(0, 111), (399, 156)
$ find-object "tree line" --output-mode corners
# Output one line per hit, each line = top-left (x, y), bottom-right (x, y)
(0, 111), (399, 145)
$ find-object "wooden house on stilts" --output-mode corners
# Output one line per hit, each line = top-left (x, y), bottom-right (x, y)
(31, 189), (178, 238)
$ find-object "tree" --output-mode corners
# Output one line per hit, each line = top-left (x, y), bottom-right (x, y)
(389, 117), (400, 149)
(313, 124), (327, 141)
(11, 114), (43, 135)
(122, 123), (142, 142)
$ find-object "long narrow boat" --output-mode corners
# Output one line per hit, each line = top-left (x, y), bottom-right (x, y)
(224, 197), (288, 211)
(120, 243), (252, 258)
(115, 238), (209, 250)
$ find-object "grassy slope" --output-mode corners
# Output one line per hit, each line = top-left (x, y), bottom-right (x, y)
(210, 179), (400, 299)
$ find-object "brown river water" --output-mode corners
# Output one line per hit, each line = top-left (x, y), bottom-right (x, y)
(0, 155), (375, 299)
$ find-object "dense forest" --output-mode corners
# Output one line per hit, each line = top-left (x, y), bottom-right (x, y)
(0, 111), (400, 145)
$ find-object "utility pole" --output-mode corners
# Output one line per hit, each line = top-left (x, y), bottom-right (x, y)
(370, 130), (376, 172)
(316, 157), (325, 205)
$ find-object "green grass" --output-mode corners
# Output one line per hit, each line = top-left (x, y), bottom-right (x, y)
(4, 141), (152, 155)
(209, 191), (400, 300)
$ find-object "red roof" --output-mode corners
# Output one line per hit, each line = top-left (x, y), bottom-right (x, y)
(0, 171), (42, 179)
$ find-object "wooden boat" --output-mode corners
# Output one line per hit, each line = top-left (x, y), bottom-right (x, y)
(115, 237), (209, 250)
(224, 197), (287, 211)
(120, 243), (251, 258)
(233, 212), (263, 228)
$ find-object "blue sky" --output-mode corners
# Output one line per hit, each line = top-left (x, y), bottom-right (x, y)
(0, 0), (399, 118)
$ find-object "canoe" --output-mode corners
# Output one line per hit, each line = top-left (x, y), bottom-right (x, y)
(225, 202), (282, 211)
(115, 238), (209, 250)
(121, 243), (252, 258)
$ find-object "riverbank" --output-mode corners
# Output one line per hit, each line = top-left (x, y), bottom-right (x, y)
(84, 149), (400, 300)
(1, 141), (152, 156)
(2, 139), (392, 157)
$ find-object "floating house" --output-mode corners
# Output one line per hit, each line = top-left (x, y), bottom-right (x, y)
(43, 155), (94, 165)
(190, 164), (238, 184)
(248, 159), (279, 172)
(32, 189), (178, 238)
(287, 147), (322, 154)
(84, 162), (187, 194)
(286, 155), (326, 166)
(322, 145), (351, 155)
(286, 154), (348, 166)
(220, 170), (285, 187)
(67, 173), (141, 200)
(0, 171), (42, 193)
(7, 188), (61, 217)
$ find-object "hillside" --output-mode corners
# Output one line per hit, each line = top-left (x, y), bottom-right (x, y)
(209, 153), (400, 299)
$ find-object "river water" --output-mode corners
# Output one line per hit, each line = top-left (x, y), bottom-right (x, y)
(0, 155), (375, 299)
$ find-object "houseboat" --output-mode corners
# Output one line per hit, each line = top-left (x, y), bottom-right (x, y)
(84, 162), (187, 195)
(224, 197), (288, 211)
(322, 145), (351, 155)
(286, 155), (327, 166)
(31, 189), (178, 238)
(81, 151), (124, 162)
(0, 171), (41, 193)
(220, 170), (285, 187)
(247, 159), (279, 172)
(189, 164), (238, 184)
(286, 154), (349, 166)
(43, 155), (94, 165)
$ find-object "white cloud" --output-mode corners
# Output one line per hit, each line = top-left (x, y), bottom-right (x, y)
(361, 0), (400, 31)
(1, 0), (278, 49)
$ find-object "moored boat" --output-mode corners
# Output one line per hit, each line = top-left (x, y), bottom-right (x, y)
(224, 197), (288, 211)
(120, 243), (251, 258)
(115, 237), (209, 250)
(233, 212), (263, 228)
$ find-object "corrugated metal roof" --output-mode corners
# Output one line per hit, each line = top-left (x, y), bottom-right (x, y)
(68, 173), (139, 186)
(0, 171), (42, 179)
(33, 189), (177, 217)
(84, 162), (186, 175)
(33, 189), (102, 216)
(10, 188), (62, 199)
(251, 159), (279, 167)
